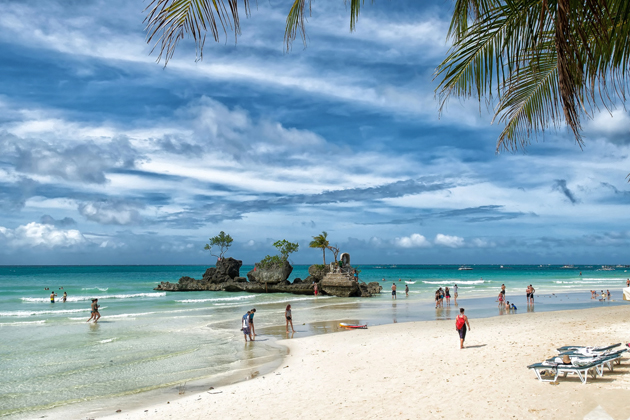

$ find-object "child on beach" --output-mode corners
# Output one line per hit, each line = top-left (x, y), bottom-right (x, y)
(497, 291), (504, 307)
(285, 305), (295, 334)
(249, 309), (256, 336)
(242, 311), (253, 342)
(606, 290), (611, 300)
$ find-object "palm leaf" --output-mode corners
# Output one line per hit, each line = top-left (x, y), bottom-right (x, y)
(144, 0), (251, 64)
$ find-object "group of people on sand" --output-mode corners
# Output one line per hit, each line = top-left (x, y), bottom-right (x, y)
(241, 305), (296, 342)
(434, 286), (457, 308)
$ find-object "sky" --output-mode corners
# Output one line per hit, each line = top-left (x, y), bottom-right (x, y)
(1, 0), (630, 265)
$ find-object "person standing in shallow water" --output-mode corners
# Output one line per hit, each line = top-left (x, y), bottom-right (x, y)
(50, 291), (57, 303)
(455, 308), (471, 349)
(62, 292), (67, 303)
(242, 311), (253, 342)
(391, 283), (397, 300)
(405, 284), (409, 297)
(453, 284), (458, 305)
(285, 304), (295, 334)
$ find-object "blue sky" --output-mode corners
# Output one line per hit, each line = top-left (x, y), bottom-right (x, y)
(1, 0), (630, 265)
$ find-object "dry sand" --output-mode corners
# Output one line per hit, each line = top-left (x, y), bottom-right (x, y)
(100, 306), (630, 420)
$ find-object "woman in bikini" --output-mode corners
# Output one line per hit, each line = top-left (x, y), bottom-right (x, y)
(285, 304), (295, 334)
(445, 286), (451, 306)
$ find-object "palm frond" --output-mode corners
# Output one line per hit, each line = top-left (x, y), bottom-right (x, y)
(284, 0), (368, 51)
(494, 49), (563, 151)
(144, 0), (250, 64)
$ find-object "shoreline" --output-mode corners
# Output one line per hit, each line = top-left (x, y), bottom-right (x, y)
(35, 297), (630, 420)
(98, 304), (630, 420)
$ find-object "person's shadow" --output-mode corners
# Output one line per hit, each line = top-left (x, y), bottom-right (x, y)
(464, 344), (487, 349)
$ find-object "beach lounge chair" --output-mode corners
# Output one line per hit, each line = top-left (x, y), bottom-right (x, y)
(556, 343), (621, 353)
(546, 351), (625, 376)
(528, 360), (603, 384)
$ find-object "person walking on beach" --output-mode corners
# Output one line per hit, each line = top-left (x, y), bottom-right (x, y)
(242, 311), (253, 342)
(445, 286), (451, 306)
(455, 308), (471, 349)
(405, 284), (409, 297)
(391, 283), (397, 300)
(529, 285), (535, 304)
(249, 308), (256, 336)
(62, 292), (67, 303)
(606, 290), (611, 300)
(453, 284), (458, 305)
(87, 299), (100, 323)
(313, 282), (318, 296)
(285, 304), (295, 334)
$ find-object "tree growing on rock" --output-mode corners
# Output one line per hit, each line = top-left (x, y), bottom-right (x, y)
(309, 231), (329, 265)
(327, 244), (341, 263)
(204, 231), (233, 259)
(257, 239), (299, 268)
(274, 239), (299, 261)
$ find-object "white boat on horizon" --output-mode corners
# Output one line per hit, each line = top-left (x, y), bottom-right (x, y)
(561, 265), (575, 269)
(458, 266), (473, 271)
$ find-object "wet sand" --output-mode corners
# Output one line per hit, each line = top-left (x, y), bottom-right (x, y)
(100, 305), (630, 420)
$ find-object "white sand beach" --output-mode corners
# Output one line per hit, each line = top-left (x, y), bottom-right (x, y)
(98, 306), (630, 420)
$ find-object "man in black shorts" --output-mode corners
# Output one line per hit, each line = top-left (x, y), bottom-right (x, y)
(391, 283), (396, 300)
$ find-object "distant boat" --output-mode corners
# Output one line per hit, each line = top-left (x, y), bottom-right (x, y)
(500, 265), (504, 268)
(561, 265), (575, 269)
(405, 281), (416, 284)
(458, 266), (473, 271)
(597, 265), (615, 271)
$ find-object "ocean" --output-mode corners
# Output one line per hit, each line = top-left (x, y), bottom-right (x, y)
(1, 264), (628, 419)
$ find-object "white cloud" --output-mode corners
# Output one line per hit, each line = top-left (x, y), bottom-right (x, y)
(394, 233), (431, 248)
(0, 222), (85, 248)
(472, 238), (496, 248)
(435, 233), (464, 248)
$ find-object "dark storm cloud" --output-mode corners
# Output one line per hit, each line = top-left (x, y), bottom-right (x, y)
(157, 178), (453, 228)
(553, 179), (579, 204)
(356, 205), (532, 226)
(0, 177), (38, 210)
(1, 133), (143, 184)
(40, 214), (77, 227)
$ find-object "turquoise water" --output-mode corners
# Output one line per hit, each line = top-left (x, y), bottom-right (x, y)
(0, 264), (628, 419)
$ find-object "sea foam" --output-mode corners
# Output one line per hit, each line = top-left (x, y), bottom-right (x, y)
(422, 280), (487, 285)
(21, 292), (166, 303)
(175, 295), (256, 303)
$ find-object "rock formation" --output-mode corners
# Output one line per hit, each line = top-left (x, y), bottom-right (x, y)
(154, 257), (382, 298)
(246, 260), (293, 284)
